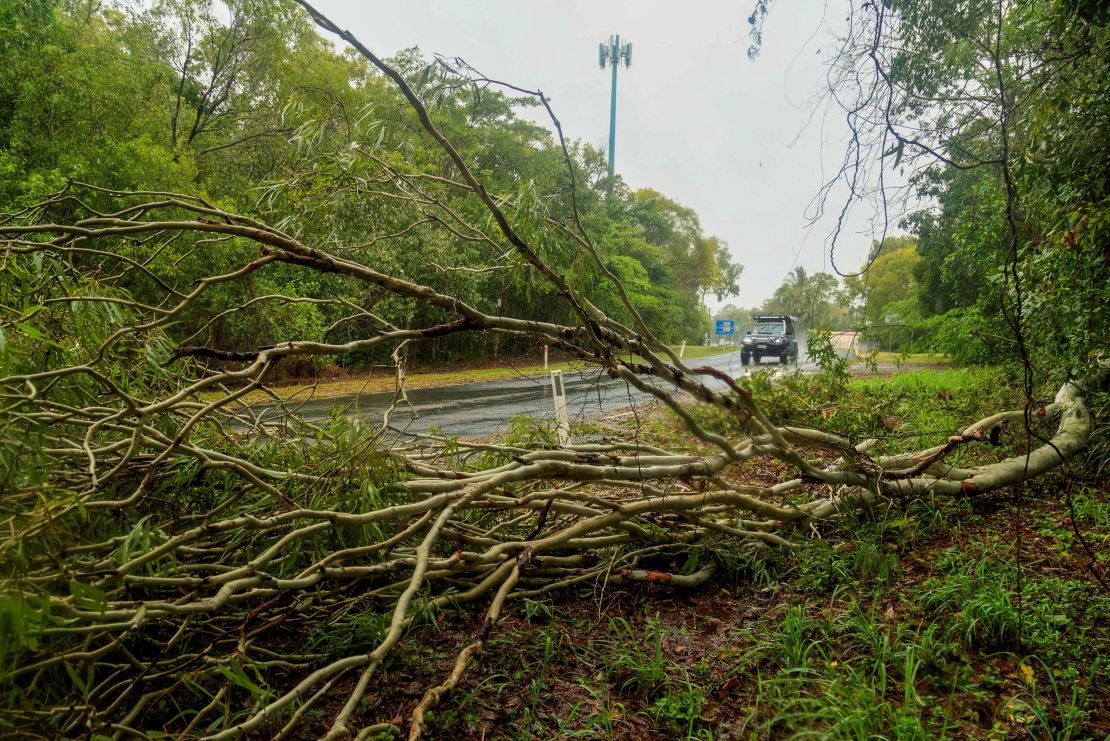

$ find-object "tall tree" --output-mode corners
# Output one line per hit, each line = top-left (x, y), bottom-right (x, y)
(844, 242), (921, 323)
(762, 267), (846, 328)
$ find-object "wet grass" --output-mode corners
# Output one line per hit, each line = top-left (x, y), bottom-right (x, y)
(864, 352), (954, 367)
(390, 482), (1109, 740)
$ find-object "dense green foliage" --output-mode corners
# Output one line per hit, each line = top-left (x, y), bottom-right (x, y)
(758, 266), (848, 329)
(882, 0), (1110, 375)
(0, 0), (739, 368)
(742, 0), (1110, 366)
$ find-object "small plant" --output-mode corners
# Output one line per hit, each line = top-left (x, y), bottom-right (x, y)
(1017, 656), (1104, 739)
(791, 539), (856, 593)
(506, 414), (563, 448)
(306, 609), (388, 661)
(771, 603), (824, 669)
(807, 328), (852, 385)
(919, 568), (1020, 649)
(679, 536), (779, 586)
(604, 614), (672, 697)
(651, 672), (709, 737)
(850, 540), (902, 584)
(562, 681), (627, 738)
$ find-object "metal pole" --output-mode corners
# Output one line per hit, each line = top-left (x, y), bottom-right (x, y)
(608, 35), (619, 178)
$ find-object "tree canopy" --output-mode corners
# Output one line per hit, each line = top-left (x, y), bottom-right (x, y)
(0, 0), (739, 367)
(813, 0), (1110, 372)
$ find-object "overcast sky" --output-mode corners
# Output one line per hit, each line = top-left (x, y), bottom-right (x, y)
(310, 1), (890, 308)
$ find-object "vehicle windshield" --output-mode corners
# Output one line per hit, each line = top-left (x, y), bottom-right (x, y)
(751, 321), (784, 336)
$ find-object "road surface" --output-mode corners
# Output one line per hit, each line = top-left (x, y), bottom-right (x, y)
(257, 351), (820, 439)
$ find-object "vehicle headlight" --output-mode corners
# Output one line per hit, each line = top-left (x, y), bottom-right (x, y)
(741, 337), (752, 344)
(773, 337), (785, 344)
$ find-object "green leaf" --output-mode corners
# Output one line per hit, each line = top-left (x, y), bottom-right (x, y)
(70, 581), (108, 613)
(13, 322), (64, 349)
(216, 659), (272, 701)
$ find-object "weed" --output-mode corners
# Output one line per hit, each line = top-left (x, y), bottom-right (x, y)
(1068, 486), (1110, 530)
(491, 414), (562, 458)
(562, 680), (628, 738)
(1017, 656), (1105, 739)
(766, 603), (824, 670)
(679, 536), (779, 587)
(918, 562), (1021, 649)
(839, 601), (901, 680)
(306, 609), (387, 662)
(791, 534), (900, 593)
(519, 597), (555, 625)
(913, 621), (962, 680)
(791, 540), (856, 593)
(751, 666), (929, 740)
(650, 670), (709, 738)
(604, 614), (672, 697)
(853, 540), (903, 583)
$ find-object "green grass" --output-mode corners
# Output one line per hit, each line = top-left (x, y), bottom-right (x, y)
(864, 351), (954, 367)
(693, 365), (1031, 458)
(421, 520), (1106, 739)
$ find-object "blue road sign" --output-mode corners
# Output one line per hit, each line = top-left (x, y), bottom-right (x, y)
(715, 319), (734, 335)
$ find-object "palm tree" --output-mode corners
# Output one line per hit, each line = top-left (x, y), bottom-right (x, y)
(764, 267), (838, 327)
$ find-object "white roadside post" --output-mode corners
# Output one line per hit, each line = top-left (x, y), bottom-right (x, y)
(395, 357), (408, 406)
(543, 345), (549, 370)
(382, 348), (411, 431)
(679, 340), (686, 358)
(550, 370), (570, 446)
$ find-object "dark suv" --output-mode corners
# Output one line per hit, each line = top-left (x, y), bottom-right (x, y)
(740, 315), (798, 365)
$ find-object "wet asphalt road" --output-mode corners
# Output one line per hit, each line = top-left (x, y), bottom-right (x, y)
(261, 350), (820, 439)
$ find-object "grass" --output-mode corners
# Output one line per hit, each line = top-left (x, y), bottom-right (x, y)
(692, 365), (1029, 461)
(347, 364), (1110, 739)
(212, 344), (736, 403)
(401, 482), (1109, 739)
(863, 351), (954, 367)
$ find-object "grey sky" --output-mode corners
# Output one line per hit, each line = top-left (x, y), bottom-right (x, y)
(311, 1), (885, 308)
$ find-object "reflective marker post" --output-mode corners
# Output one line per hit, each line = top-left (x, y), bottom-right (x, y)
(543, 345), (549, 370)
(550, 370), (570, 446)
(679, 341), (686, 358)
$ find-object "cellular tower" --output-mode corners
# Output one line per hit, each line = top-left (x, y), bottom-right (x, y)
(598, 34), (632, 179)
